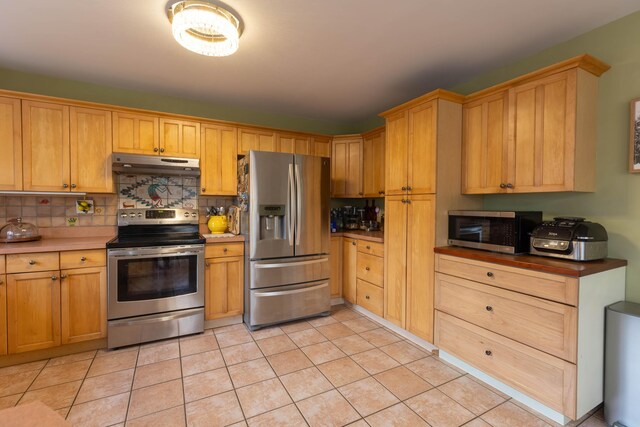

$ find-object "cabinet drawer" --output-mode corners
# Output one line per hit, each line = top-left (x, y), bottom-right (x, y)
(356, 252), (383, 286)
(435, 273), (577, 362)
(435, 311), (576, 418)
(357, 240), (384, 257)
(205, 242), (244, 258)
(0, 255), (4, 274)
(60, 249), (106, 269)
(436, 254), (578, 306)
(6, 252), (59, 273)
(356, 279), (383, 317)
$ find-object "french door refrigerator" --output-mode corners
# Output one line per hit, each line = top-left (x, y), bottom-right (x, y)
(240, 151), (331, 330)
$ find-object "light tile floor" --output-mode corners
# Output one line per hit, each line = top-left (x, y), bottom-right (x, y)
(0, 305), (606, 427)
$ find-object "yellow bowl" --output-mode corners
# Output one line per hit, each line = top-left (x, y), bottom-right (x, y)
(207, 215), (228, 234)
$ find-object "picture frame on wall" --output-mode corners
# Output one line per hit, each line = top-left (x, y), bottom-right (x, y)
(630, 97), (640, 172)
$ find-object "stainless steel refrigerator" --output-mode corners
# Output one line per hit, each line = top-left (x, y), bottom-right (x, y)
(239, 151), (331, 330)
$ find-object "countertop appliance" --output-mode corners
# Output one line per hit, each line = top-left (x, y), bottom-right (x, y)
(529, 217), (608, 261)
(448, 210), (542, 254)
(239, 151), (331, 330)
(106, 208), (205, 348)
(112, 153), (200, 176)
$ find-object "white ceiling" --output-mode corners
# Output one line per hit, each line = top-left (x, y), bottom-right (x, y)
(1, 1), (639, 125)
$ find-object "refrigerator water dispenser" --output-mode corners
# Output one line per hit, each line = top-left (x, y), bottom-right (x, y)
(259, 205), (286, 240)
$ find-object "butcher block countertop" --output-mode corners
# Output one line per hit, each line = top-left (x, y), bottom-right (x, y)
(0, 226), (116, 255)
(434, 246), (627, 277)
(204, 234), (245, 243)
(332, 230), (384, 243)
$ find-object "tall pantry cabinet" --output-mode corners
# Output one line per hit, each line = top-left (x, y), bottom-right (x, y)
(381, 90), (481, 343)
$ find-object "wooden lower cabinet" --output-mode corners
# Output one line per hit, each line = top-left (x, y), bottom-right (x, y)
(205, 254), (244, 320)
(0, 274), (6, 356)
(330, 236), (343, 298)
(60, 267), (107, 344)
(356, 279), (383, 316)
(342, 238), (357, 303)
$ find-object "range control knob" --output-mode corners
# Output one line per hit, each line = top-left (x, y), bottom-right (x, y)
(191, 213), (197, 218)
(129, 213), (136, 218)
(184, 212), (190, 217)
(120, 213), (127, 218)
(137, 213), (143, 218)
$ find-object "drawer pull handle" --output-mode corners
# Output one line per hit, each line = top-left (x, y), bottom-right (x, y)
(365, 267), (370, 271)
(485, 306), (493, 312)
(485, 350), (492, 356)
(51, 275), (58, 281)
(486, 272), (494, 278)
(29, 260), (36, 265)
(80, 256), (87, 262)
(365, 295), (370, 300)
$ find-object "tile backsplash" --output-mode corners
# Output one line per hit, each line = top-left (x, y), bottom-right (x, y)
(117, 174), (198, 210)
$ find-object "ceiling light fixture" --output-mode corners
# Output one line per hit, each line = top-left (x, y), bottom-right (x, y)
(168, 1), (242, 57)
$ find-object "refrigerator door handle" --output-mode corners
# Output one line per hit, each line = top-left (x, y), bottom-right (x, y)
(295, 163), (302, 246)
(287, 163), (295, 247)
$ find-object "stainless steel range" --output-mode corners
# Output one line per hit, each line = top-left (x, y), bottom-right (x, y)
(106, 208), (205, 348)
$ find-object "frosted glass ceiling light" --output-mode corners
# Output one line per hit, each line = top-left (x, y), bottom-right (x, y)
(168, 1), (241, 57)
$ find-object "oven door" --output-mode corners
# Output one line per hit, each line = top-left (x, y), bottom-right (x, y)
(108, 245), (204, 320)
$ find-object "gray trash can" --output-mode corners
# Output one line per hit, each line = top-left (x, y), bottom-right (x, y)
(605, 301), (640, 427)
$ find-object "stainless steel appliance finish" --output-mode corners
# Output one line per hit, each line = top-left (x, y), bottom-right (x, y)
(112, 153), (200, 176)
(241, 151), (331, 330)
(605, 301), (640, 427)
(117, 208), (199, 226)
(529, 217), (609, 261)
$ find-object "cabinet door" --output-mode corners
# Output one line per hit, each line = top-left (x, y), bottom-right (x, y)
(279, 134), (311, 155)
(70, 107), (113, 193)
(312, 136), (331, 158)
(363, 130), (385, 197)
(0, 274), (6, 356)
(462, 92), (509, 194)
(384, 196), (407, 327)
(160, 118), (200, 158)
(112, 112), (159, 155)
(330, 236), (343, 298)
(510, 70), (577, 192)
(332, 137), (363, 197)
(408, 101), (437, 194)
(201, 124), (238, 196)
(0, 97), (22, 191)
(385, 111), (408, 195)
(238, 128), (276, 155)
(61, 267), (107, 344)
(405, 194), (436, 342)
(342, 238), (357, 303)
(205, 256), (244, 320)
(22, 101), (70, 192)
(7, 271), (61, 353)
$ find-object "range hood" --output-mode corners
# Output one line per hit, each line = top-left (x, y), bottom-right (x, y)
(112, 153), (200, 176)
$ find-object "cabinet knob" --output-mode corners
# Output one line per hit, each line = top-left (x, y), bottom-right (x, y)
(153, 147), (159, 152)
(80, 256), (87, 262)
(202, 188), (206, 192)
(485, 350), (492, 356)
(51, 275), (58, 281)
(60, 274), (68, 279)
(28, 260), (36, 265)
(486, 272), (494, 278)
(160, 148), (165, 153)
(62, 183), (69, 189)
(205, 263), (210, 267)
(365, 295), (370, 300)
(406, 199), (412, 204)
(352, 241), (356, 246)
(506, 183), (514, 189)
(485, 305), (493, 312)
(358, 192), (363, 196)
(499, 183), (507, 189)
(0, 279), (4, 285)
(71, 184), (77, 189)
(366, 245), (371, 250)
(365, 266), (370, 271)
(223, 248), (228, 253)
(401, 186), (407, 191)
(407, 186), (412, 191)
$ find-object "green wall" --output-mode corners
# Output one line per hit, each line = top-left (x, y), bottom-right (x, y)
(450, 11), (640, 303)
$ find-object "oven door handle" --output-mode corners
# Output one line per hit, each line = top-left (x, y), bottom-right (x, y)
(109, 251), (200, 259)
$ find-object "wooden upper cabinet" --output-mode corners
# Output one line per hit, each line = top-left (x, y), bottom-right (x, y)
(362, 127), (385, 197)
(201, 124), (238, 196)
(312, 136), (331, 158)
(408, 101), (437, 194)
(0, 97), (22, 191)
(331, 135), (363, 198)
(112, 112), (159, 155)
(384, 111), (408, 195)
(238, 128), (277, 155)
(70, 107), (113, 193)
(60, 266), (107, 344)
(22, 101), (70, 192)
(160, 118), (200, 158)
(278, 134), (311, 155)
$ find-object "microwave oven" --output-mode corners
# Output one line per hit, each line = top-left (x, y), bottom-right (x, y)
(448, 211), (542, 254)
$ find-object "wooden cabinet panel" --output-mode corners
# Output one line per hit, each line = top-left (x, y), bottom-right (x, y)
(278, 134), (311, 155)
(342, 238), (357, 303)
(7, 252), (59, 274)
(22, 101), (70, 192)
(384, 196), (407, 327)
(356, 279), (383, 317)
(357, 240), (384, 258)
(0, 97), (22, 191)
(60, 249), (106, 270)
(112, 112), (159, 155)
(7, 271), (61, 353)
(384, 111), (408, 195)
(330, 236), (343, 298)
(70, 107), (113, 193)
(160, 118), (200, 158)
(205, 256), (244, 320)
(363, 129), (385, 197)
(356, 252), (383, 287)
(61, 266), (107, 344)
(0, 274), (6, 356)
(408, 102), (437, 194)
(312, 136), (331, 158)
(238, 128), (276, 155)
(0, 255), (5, 275)
(201, 124), (238, 196)
(331, 136), (363, 198)
(205, 242), (244, 258)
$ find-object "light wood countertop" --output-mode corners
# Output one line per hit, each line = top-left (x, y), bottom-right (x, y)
(0, 235), (114, 255)
(332, 230), (384, 243)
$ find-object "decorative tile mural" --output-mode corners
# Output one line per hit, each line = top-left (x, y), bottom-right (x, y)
(118, 175), (199, 209)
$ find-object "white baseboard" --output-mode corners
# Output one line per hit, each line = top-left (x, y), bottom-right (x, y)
(331, 297), (345, 306)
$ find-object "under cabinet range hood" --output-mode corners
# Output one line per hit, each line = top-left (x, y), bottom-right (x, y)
(112, 153), (200, 176)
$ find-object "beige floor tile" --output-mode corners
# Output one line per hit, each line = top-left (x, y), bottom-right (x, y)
(316, 322), (356, 340)
(133, 358), (182, 389)
(75, 368), (134, 404)
(287, 328), (328, 347)
(466, 374), (511, 399)
(250, 326), (285, 340)
(342, 317), (379, 333)
(228, 358), (276, 388)
(216, 328), (253, 348)
(185, 390), (244, 426)
(136, 341), (180, 366)
(29, 359), (91, 390)
(57, 406), (71, 419)
(0, 360), (46, 377)
(509, 399), (565, 427)
(267, 349), (314, 376)
(359, 328), (402, 347)
(139, 337), (179, 349)
(331, 309), (362, 322)
(236, 377), (292, 418)
(222, 341), (264, 365)
(46, 350), (96, 367)
(438, 375), (505, 415)
(182, 367), (233, 403)
(88, 349), (138, 377)
(300, 341), (347, 365)
(317, 357), (369, 387)
(19, 380), (82, 410)
(213, 323), (247, 335)
(280, 320), (314, 333)
(379, 340), (430, 364)
(179, 334), (219, 357)
(280, 367), (334, 402)
(339, 377), (399, 417)
(127, 378), (184, 420)
(181, 349), (225, 377)
(347, 421), (369, 427)
(126, 404), (186, 427)
(374, 366), (432, 400)
(66, 392), (129, 427)
(463, 419), (492, 427)
(307, 315), (338, 327)
(229, 422), (248, 427)
(297, 389), (360, 427)
(0, 370), (39, 397)
(407, 356), (462, 386)
(351, 348), (400, 375)
(578, 415), (607, 427)
(481, 401), (552, 427)
(256, 334), (297, 356)
(331, 334), (375, 356)
(365, 402), (430, 427)
(0, 393), (22, 410)
(247, 403), (307, 426)
(406, 388), (475, 427)
(95, 345), (139, 358)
